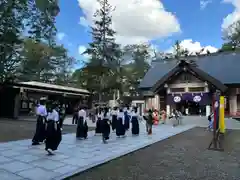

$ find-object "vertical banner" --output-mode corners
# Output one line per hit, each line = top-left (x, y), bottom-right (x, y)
(219, 96), (225, 133)
(214, 94), (220, 130)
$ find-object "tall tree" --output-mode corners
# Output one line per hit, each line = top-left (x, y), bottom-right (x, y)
(173, 40), (189, 59)
(0, 0), (60, 83)
(223, 20), (240, 50)
(19, 39), (56, 82)
(82, 0), (121, 101)
(19, 39), (74, 83)
(52, 45), (75, 85)
(27, 0), (60, 45)
(122, 44), (150, 96)
(0, 0), (26, 83)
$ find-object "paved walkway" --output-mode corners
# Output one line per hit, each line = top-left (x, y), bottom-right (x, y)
(0, 123), (195, 180)
(180, 116), (240, 129)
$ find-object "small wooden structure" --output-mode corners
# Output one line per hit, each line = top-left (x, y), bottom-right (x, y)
(0, 81), (91, 118)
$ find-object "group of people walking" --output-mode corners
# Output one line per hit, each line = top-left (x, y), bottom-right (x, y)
(32, 99), (159, 155)
(75, 105), (156, 144)
(32, 97), (63, 155)
(90, 106), (142, 143)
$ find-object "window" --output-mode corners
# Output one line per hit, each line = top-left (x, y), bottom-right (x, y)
(188, 87), (205, 92)
(170, 88), (185, 92)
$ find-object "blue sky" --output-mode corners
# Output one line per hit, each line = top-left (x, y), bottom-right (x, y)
(55, 0), (237, 66)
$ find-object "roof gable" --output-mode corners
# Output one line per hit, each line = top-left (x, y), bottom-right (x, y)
(151, 60), (228, 93)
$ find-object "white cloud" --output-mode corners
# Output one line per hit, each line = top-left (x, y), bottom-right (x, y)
(166, 39), (218, 55)
(56, 32), (66, 41)
(77, 0), (180, 45)
(79, 17), (89, 27)
(200, 0), (212, 10)
(222, 0), (240, 29)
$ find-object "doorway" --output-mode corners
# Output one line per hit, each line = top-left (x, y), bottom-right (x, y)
(176, 100), (202, 115)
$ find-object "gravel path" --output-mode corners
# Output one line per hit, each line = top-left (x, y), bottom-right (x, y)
(0, 119), (94, 142)
(67, 127), (240, 180)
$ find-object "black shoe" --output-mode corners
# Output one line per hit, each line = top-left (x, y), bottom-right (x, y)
(32, 142), (40, 145)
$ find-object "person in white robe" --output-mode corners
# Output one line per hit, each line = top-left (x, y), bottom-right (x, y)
(32, 97), (47, 145)
(45, 104), (62, 155)
(76, 105), (88, 139)
(101, 107), (111, 143)
(131, 107), (140, 135)
(95, 108), (102, 135)
(116, 108), (126, 137)
(124, 107), (130, 130)
(110, 107), (118, 132)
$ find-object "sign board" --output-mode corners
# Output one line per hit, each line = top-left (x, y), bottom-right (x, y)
(193, 95), (201, 102)
(173, 96), (181, 103)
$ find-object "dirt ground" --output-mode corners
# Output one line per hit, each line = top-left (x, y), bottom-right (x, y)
(0, 119), (94, 142)
(67, 127), (240, 180)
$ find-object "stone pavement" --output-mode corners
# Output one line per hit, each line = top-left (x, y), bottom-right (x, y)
(180, 116), (240, 129)
(0, 123), (195, 180)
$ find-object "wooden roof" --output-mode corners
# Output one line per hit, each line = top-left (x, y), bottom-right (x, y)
(151, 60), (228, 93)
(9, 81), (90, 95)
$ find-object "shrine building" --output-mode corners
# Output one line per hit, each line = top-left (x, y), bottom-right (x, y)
(139, 52), (240, 117)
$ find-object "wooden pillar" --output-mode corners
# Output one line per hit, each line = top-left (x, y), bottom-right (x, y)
(13, 93), (20, 119)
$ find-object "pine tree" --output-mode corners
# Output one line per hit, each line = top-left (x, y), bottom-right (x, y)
(83, 0), (121, 101)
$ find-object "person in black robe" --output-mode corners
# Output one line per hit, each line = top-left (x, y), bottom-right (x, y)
(95, 108), (102, 135)
(111, 107), (118, 132)
(143, 109), (154, 135)
(116, 108), (126, 137)
(131, 107), (140, 135)
(124, 107), (130, 130)
(32, 97), (47, 145)
(58, 105), (66, 130)
(72, 105), (79, 124)
(101, 107), (111, 143)
(45, 104), (62, 155)
(76, 106), (88, 139)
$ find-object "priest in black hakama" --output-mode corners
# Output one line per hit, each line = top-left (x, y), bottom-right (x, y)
(131, 107), (140, 135)
(32, 97), (47, 145)
(72, 105), (79, 124)
(101, 107), (111, 143)
(76, 106), (88, 139)
(111, 107), (118, 132)
(116, 108), (126, 137)
(45, 104), (62, 155)
(58, 105), (66, 130)
(95, 108), (102, 135)
(124, 107), (130, 130)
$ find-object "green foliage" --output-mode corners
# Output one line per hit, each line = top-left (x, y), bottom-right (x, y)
(221, 20), (240, 52)
(18, 39), (75, 84)
(80, 0), (122, 100)
(173, 40), (189, 59)
(0, 0), (27, 82)
(0, 0), (60, 83)
(220, 43), (234, 52)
